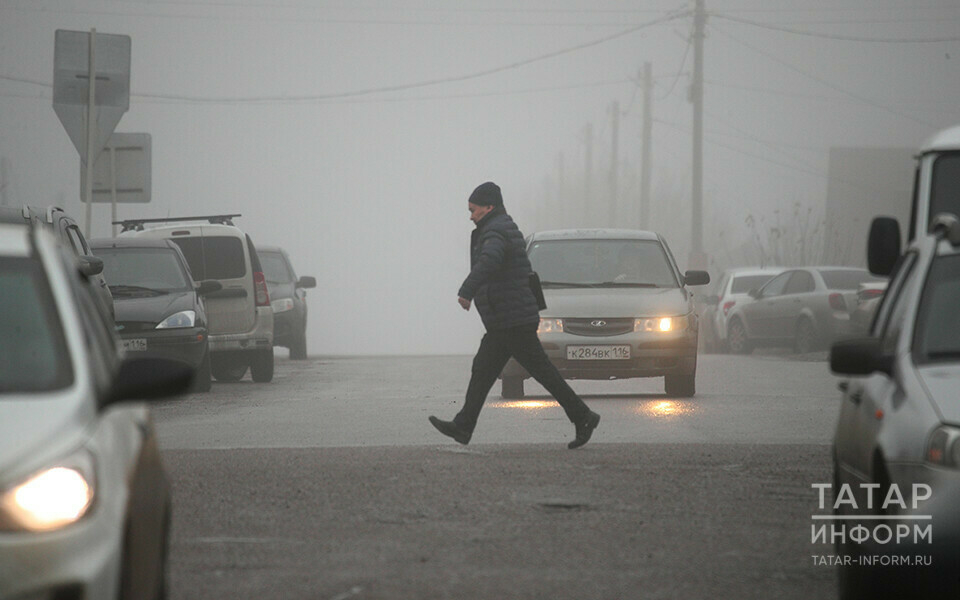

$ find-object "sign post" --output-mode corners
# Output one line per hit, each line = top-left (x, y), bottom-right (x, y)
(53, 29), (131, 237)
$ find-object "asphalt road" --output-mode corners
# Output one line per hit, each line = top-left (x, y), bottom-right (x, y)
(152, 352), (843, 599)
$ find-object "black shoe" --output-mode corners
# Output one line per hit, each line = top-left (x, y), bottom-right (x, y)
(429, 416), (472, 445)
(568, 411), (600, 449)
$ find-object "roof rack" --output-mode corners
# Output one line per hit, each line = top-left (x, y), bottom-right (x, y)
(113, 214), (242, 232)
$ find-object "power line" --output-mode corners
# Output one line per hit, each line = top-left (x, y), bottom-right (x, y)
(712, 12), (960, 43)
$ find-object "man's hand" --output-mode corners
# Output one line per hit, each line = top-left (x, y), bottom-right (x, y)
(458, 297), (471, 311)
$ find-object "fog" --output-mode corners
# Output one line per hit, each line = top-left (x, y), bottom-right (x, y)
(1, 1), (958, 356)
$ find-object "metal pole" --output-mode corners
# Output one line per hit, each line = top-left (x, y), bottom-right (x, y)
(583, 122), (593, 226)
(690, 0), (706, 268)
(84, 28), (97, 239)
(110, 145), (117, 236)
(609, 100), (619, 227)
(640, 62), (653, 230)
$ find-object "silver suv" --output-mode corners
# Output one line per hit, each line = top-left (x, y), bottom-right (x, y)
(120, 215), (275, 382)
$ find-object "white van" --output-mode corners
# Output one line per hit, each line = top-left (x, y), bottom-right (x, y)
(120, 215), (275, 382)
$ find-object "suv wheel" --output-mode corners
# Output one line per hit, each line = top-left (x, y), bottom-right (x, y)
(665, 372), (696, 397)
(211, 355), (247, 382)
(501, 376), (524, 399)
(289, 333), (307, 360)
(250, 349), (274, 383)
(793, 318), (819, 354)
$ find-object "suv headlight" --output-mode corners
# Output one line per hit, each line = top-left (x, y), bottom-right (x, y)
(635, 315), (689, 332)
(537, 318), (563, 334)
(0, 452), (96, 532)
(156, 310), (196, 329)
(271, 298), (295, 313)
(926, 426), (960, 467)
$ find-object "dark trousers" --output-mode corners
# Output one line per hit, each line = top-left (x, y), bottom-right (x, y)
(454, 323), (590, 432)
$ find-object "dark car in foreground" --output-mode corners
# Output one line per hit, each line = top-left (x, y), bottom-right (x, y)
(725, 266), (885, 354)
(0, 223), (191, 600)
(258, 245), (316, 359)
(830, 216), (960, 599)
(92, 237), (222, 392)
(500, 229), (709, 398)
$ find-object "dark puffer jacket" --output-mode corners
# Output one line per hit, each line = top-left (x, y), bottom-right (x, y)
(458, 206), (540, 331)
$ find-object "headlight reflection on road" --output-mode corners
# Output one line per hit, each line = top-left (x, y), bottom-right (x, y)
(491, 400), (555, 410)
(638, 400), (695, 418)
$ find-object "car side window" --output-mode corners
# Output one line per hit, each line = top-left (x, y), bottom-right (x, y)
(65, 225), (87, 257)
(783, 271), (815, 295)
(873, 252), (918, 350)
(70, 267), (120, 391)
(760, 271), (791, 297)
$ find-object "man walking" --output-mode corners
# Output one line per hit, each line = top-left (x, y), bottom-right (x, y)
(429, 181), (600, 449)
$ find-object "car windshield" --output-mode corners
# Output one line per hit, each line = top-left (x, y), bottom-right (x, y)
(818, 269), (884, 290)
(96, 247), (193, 294)
(913, 253), (960, 364)
(730, 274), (777, 294)
(0, 257), (73, 393)
(169, 236), (245, 281)
(528, 239), (678, 288)
(930, 153), (960, 227)
(260, 251), (294, 283)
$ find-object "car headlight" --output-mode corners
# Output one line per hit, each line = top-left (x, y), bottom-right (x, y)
(537, 318), (563, 334)
(635, 315), (689, 332)
(271, 298), (295, 313)
(156, 310), (196, 329)
(0, 452), (96, 532)
(926, 426), (960, 467)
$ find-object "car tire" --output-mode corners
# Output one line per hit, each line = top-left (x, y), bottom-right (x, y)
(501, 376), (524, 399)
(726, 319), (752, 355)
(665, 372), (696, 397)
(192, 350), (212, 393)
(211, 355), (247, 382)
(250, 349), (274, 383)
(793, 318), (819, 354)
(289, 332), (308, 360)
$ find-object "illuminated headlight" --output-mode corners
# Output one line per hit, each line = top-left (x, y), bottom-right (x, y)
(926, 426), (960, 467)
(271, 298), (295, 313)
(634, 315), (689, 332)
(537, 318), (563, 334)
(156, 310), (196, 329)
(0, 453), (96, 532)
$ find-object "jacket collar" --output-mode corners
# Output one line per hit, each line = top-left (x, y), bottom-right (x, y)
(474, 205), (506, 229)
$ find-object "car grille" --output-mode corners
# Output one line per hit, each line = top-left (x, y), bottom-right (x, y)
(563, 318), (635, 337)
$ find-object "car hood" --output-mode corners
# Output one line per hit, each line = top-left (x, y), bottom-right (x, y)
(113, 291), (196, 324)
(542, 287), (691, 318)
(0, 394), (91, 480)
(918, 364), (960, 423)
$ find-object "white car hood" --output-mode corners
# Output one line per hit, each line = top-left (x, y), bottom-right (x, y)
(0, 393), (91, 480)
(918, 364), (960, 424)
(542, 287), (691, 318)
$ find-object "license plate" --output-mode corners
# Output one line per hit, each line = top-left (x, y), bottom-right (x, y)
(566, 345), (631, 360)
(122, 338), (147, 352)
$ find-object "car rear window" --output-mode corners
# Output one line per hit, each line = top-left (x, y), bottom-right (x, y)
(819, 269), (884, 290)
(0, 257), (73, 393)
(170, 236), (246, 281)
(730, 274), (776, 294)
(260, 251), (294, 283)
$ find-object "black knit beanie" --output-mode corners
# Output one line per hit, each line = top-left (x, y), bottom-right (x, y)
(468, 181), (503, 207)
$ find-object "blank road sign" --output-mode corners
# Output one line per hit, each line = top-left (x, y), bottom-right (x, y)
(80, 133), (151, 203)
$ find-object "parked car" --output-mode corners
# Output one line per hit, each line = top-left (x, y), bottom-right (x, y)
(849, 279), (889, 336)
(724, 266), (885, 354)
(0, 205), (113, 319)
(257, 246), (316, 360)
(119, 214), (275, 383)
(499, 229), (709, 398)
(699, 266), (783, 352)
(830, 216), (960, 599)
(92, 237), (223, 392)
(0, 222), (191, 600)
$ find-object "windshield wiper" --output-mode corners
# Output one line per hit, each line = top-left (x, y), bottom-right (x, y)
(926, 350), (960, 359)
(109, 284), (166, 295)
(595, 281), (659, 288)
(539, 281), (597, 288)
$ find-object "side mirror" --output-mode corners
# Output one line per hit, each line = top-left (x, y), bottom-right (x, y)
(748, 288), (761, 299)
(78, 255), (104, 277)
(297, 275), (317, 289)
(868, 217), (901, 276)
(830, 337), (893, 377)
(196, 280), (223, 295)
(106, 357), (194, 405)
(683, 270), (710, 286)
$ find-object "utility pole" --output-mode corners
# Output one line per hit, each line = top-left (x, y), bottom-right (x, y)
(640, 62), (653, 230)
(583, 122), (593, 226)
(557, 152), (566, 226)
(609, 100), (620, 227)
(690, 0), (707, 269)
(0, 158), (9, 207)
